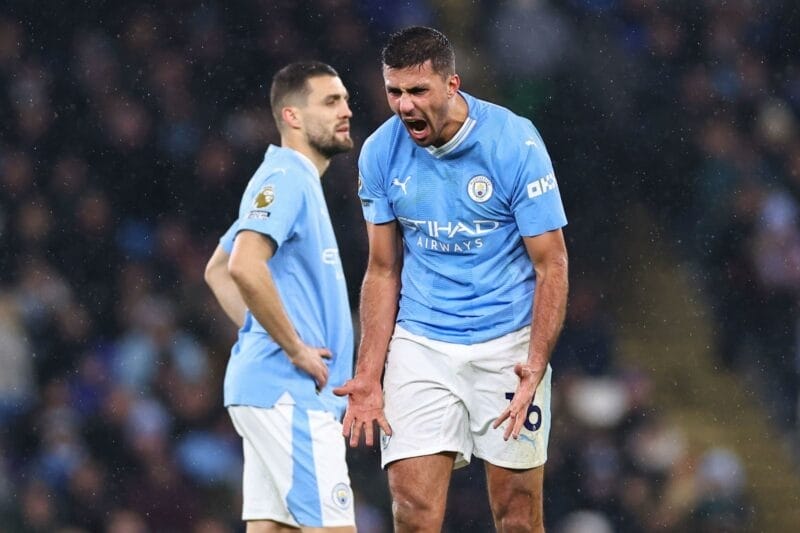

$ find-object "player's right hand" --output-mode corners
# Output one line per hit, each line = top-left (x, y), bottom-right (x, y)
(333, 378), (392, 447)
(287, 344), (331, 391)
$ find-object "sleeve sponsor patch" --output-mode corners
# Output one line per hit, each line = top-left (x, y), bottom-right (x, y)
(526, 172), (557, 198)
(246, 211), (271, 220)
(253, 185), (275, 208)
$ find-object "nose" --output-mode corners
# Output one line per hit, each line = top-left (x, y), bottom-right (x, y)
(397, 93), (414, 114)
(340, 100), (353, 119)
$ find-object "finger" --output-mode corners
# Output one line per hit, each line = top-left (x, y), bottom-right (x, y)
(332, 382), (350, 396)
(350, 419), (363, 448)
(493, 408), (511, 430)
(317, 370), (328, 391)
(503, 412), (516, 441)
(378, 416), (393, 437)
(311, 367), (326, 392)
(319, 348), (333, 359)
(341, 411), (353, 437)
(511, 410), (526, 439)
(364, 421), (374, 447)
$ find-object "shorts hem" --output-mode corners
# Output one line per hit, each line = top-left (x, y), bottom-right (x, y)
(381, 446), (470, 469)
(477, 455), (548, 470)
(313, 520), (357, 527)
(242, 513), (298, 527)
(242, 515), (354, 528)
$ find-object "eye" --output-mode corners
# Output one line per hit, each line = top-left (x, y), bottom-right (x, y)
(387, 88), (401, 97)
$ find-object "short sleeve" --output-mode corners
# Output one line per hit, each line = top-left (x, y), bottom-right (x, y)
(358, 135), (395, 224)
(219, 220), (238, 254)
(509, 122), (568, 236)
(237, 171), (304, 248)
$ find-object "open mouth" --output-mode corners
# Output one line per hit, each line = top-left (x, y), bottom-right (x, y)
(404, 118), (429, 140)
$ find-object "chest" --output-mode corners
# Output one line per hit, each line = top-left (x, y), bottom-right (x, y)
(386, 154), (511, 223)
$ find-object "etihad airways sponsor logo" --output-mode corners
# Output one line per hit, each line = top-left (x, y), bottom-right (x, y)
(397, 217), (500, 239)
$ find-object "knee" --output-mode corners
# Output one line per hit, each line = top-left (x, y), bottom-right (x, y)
(495, 513), (543, 533)
(492, 493), (544, 533)
(391, 490), (444, 530)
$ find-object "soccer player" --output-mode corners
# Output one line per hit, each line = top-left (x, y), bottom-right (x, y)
(333, 27), (569, 532)
(204, 61), (356, 533)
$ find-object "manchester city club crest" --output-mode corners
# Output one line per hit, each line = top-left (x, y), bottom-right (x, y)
(331, 482), (352, 509)
(467, 175), (493, 203)
(253, 185), (275, 208)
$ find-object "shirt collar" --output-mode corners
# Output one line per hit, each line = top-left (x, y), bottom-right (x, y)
(266, 145), (320, 179)
(425, 92), (476, 158)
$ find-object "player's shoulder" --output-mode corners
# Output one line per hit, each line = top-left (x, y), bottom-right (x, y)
(468, 94), (548, 166)
(363, 115), (405, 155)
(468, 92), (538, 143)
(254, 145), (316, 186)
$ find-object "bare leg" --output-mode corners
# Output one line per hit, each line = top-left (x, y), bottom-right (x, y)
(485, 464), (545, 533)
(246, 520), (298, 533)
(246, 520), (355, 533)
(387, 453), (456, 532)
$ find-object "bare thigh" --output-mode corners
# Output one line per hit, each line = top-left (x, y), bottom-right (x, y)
(246, 521), (355, 533)
(387, 453), (456, 533)
(485, 463), (545, 533)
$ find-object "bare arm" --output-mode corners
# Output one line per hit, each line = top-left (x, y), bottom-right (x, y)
(334, 221), (402, 446)
(356, 221), (403, 382)
(494, 228), (568, 440)
(228, 230), (331, 389)
(204, 244), (247, 328)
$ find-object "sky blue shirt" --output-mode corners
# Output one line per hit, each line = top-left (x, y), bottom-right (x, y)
(358, 92), (567, 344)
(221, 145), (353, 418)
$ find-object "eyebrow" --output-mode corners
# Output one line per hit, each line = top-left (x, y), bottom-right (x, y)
(385, 82), (429, 92)
(322, 92), (349, 102)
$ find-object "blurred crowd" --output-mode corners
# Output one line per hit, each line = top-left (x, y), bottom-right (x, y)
(3, 0), (796, 531)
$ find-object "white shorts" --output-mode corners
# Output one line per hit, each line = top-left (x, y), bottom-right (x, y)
(228, 398), (355, 528)
(381, 325), (552, 470)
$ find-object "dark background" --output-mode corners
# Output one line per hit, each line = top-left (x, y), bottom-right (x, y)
(1, 1), (799, 531)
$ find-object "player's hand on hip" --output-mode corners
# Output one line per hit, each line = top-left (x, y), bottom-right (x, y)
(287, 344), (331, 391)
(333, 378), (392, 447)
(492, 363), (544, 441)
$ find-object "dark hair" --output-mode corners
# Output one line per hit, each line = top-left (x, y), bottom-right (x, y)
(381, 26), (455, 76)
(269, 61), (340, 125)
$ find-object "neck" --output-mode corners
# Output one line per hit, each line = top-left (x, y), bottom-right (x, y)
(282, 136), (330, 177)
(436, 93), (469, 147)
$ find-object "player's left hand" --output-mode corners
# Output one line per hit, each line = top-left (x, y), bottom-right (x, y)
(492, 363), (545, 441)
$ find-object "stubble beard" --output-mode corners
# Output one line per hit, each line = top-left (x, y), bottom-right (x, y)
(308, 129), (353, 159)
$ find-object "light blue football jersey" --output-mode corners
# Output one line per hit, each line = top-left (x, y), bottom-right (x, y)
(221, 145), (353, 418)
(359, 92), (567, 344)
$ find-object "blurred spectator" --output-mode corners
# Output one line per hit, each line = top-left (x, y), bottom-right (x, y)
(0, 293), (35, 422)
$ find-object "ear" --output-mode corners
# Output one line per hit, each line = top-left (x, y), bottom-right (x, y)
(447, 74), (461, 98)
(281, 106), (302, 130)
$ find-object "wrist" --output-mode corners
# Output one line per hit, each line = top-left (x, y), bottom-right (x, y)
(522, 362), (548, 374)
(285, 338), (305, 359)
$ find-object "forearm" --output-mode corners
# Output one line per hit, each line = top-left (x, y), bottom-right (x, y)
(528, 254), (569, 370)
(205, 245), (247, 328)
(356, 268), (400, 381)
(230, 261), (303, 356)
(206, 270), (247, 328)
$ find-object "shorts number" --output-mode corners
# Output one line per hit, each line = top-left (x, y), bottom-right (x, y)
(504, 392), (542, 432)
